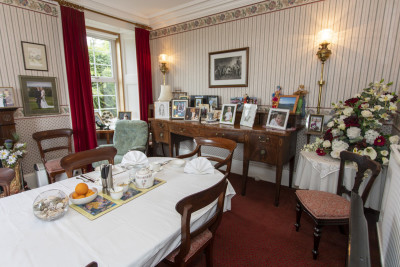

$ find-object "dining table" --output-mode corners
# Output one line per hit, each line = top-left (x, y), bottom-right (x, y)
(0, 157), (236, 267)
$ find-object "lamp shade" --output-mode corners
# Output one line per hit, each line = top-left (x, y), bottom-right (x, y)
(158, 85), (172, 101)
(159, 54), (168, 64)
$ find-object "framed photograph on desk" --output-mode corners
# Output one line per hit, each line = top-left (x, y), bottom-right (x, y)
(306, 114), (324, 133)
(266, 108), (289, 130)
(277, 95), (299, 114)
(171, 99), (188, 119)
(155, 101), (170, 119)
(220, 104), (237, 125)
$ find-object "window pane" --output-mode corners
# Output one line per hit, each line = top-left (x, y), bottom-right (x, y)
(93, 97), (99, 109)
(88, 49), (94, 64)
(96, 65), (112, 77)
(104, 109), (117, 117)
(87, 37), (93, 50)
(90, 64), (95, 76)
(91, 82), (99, 95)
(93, 38), (110, 51)
(94, 50), (111, 65)
(99, 82), (115, 95)
(99, 96), (116, 109)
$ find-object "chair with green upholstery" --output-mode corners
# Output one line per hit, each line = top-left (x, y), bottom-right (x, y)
(93, 120), (148, 168)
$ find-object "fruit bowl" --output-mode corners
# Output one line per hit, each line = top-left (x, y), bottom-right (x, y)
(69, 188), (98, 205)
(33, 189), (69, 221)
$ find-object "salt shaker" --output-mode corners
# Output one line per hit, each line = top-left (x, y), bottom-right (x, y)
(106, 164), (113, 191)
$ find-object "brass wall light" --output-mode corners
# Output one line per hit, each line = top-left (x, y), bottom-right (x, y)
(316, 29), (333, 114)
(158, 54), (172, 101)
(159, 54), (169, 85)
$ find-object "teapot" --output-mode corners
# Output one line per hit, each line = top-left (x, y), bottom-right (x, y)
(134, 167), (154, 189)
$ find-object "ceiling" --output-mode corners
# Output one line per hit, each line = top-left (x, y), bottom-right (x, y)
(71, 0), (262, 29)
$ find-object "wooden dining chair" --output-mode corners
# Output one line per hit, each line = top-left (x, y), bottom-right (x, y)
(0, 168), (16, 197)
(60, 146), (117, 178)
(32, 128), (73, 184)
(294, 150), (381, 259)
(177, 137), (237, 175)
(163, 174), (228, 267)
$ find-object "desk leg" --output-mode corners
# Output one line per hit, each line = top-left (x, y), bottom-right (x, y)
(174, 142), (180, 156)
(168, 134), (174, 157)
(289, 156), (295, 188)
(106, 133), (111, 144)
(241, 160), (250, 196)
(274, 164), (283, 207)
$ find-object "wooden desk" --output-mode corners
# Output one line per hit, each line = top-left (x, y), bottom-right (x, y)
(149, 119), (299, 206)
(96, 129), (114, 144)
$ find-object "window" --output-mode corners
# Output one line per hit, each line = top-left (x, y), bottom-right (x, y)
(87, 36), (118, 117)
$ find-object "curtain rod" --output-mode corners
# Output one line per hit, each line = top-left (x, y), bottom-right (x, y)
(52, 0), (152, 31)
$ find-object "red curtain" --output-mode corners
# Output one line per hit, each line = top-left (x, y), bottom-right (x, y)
(135, 28), (153, 122)
(60, 6), (97, 152)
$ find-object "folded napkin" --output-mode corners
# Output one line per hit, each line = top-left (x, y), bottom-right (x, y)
(121, 151), (149, 167)
(184, 157), (214, 175)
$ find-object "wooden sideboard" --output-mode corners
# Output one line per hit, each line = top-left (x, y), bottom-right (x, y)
(149, 118), (299, 206)
(0, 108), (17, 144)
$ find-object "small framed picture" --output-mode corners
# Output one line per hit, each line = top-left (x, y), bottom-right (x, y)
(21, 42), (48, 71)
(0, 87), (16, 108)
(172, 91), (187, 99)
(155, 101), (170, 119)
(213, 110), (222, 121)
(184, 107), (200, 121)
(179, 95), (189, 100)
(171, 99), (188, 119)
(195, 98), (203, 107)
(118, 111), (132, 120)
(207, 95), (218, 110)
(307, 114), (324, 133)
(240, 104), (257, 128)
(277, 95), (299, 114)
(266, 108), (290, 130)
(198, 104), (209, 118)
(220, 104), (237, 125)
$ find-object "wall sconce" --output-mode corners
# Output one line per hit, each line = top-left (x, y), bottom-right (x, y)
(316, 29), (333, 114)
(158, 54), (172, 101)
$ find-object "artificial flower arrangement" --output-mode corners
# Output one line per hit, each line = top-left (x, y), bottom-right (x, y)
(0, 138), (26, 168)
(303, 80), (399, 165)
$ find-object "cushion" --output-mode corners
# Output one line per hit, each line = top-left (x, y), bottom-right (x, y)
(0, 168), (15, 183)
(45, 158), (63, 173)
(295, 190), (350, 220)
(166, 229), (213, 263)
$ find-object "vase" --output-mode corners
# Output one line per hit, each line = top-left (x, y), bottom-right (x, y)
(4, 139), (13, 149)
(0, 161), (22, 198)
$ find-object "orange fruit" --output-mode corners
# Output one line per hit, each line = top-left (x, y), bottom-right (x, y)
(72, 192), (79, 199)
(75, 183), (88, 195)
(76, 195), (85, 199)
(86, 190), (94, 198)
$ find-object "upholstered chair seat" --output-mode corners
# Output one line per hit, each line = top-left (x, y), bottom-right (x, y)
(44, 158), (63, 173)
(295, 190), (350, 220)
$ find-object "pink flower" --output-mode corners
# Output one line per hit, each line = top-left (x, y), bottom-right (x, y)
(316, 148), (326, 156)
(374, 136), (386, 146)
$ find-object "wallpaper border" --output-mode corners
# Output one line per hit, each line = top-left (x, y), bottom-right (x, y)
(150, 0), (325, 39)
(0, 0), (58, 17)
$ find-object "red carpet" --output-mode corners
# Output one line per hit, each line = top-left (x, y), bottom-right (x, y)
(158, 174), (381, 266)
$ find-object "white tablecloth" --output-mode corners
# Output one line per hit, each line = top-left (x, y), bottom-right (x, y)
(294, 151), (386, 211)
(0, 157), (235, 267)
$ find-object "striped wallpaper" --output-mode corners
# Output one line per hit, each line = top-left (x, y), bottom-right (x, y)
(150, 0), (400, 110)
(0, 1), (71, 174)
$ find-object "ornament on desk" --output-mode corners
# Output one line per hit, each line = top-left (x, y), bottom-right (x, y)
(243, 93), (250, 104)
(272, 86), (281, 108)
(293, 85), (308, 117)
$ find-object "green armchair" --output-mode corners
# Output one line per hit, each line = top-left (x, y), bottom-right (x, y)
(93, 120), (148, 168)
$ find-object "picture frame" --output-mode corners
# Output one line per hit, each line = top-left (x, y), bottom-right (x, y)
(195, 98), (203, 107)
(21, 42), (48, 71)
(266, 108), (290, 130)
(240, 104), (258, 128)
(0, 87), (16, 108)
(207, 95), (219, 110)
(307, 114), (324, 133)
(19, 75), (60, 116)
(209, 47), (249, 88)
(198, 104), (210, 118)
(154, 101), (170, 119)
(118, 111), (132, 120)
(213, 110), (222, 121)
(172, 91), (187, 99)
(277, 95), (299, 114)
(171, 99), (188, 119)
(94, 112), (104, 129)
(220, 104), (237, 125)
(184, 107), (200, 121)
(179, 95), (189, 100)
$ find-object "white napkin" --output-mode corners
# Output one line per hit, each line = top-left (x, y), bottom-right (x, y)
(184, 157), (214, 175)
(121, 151), (149, 167)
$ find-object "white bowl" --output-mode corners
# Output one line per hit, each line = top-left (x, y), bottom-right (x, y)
(118, 182), (129, 193)
(69, 188), (98, 205)
(110, 186), (124, 200)
(169, 159), (186, 168)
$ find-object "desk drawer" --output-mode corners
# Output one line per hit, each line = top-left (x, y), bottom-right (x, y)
(152, 121), (169, 143)
(248, 134), (278, 164)
(212, 130), (243, 142)
(169, 124), (200, 137)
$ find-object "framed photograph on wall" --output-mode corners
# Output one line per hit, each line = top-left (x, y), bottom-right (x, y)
(0, 87), (16, 108)
(21, 42), (48, 71)
(307, 114), (324, 133)
(220, 104), (237, 125)
(184, 107), (200, 121)
(155, 101), (170, 119)
(266, 108), (289, 130)
(209, 47), (249, 87)
(171, 99), (188, 119)
(277, 95), (299, 114)
(118, 111), (132, 120)
(240, 104), (257, 128)
(19, 75), (60, 116)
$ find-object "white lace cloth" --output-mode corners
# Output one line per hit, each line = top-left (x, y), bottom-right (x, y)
(294, 151), (387, 211)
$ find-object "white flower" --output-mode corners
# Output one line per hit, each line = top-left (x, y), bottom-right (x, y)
(373, 105), (383, 111)
(347, 127), (361, 139)
(382, 157), (389, 165)
(343, 107), (353, 116)
(353, 148), (363, 155)
(323, 140), (331, 148)
(382, 84), (389, 92)
(360, 103), (369, 109)
(363, 147), (377, 160)
(381, 150), (389, 156)
(6, 156), (16, 165)
(364, 97), (371, 101)
(332, 140), (349, 152)
(15, 143), (25, 149)
(389, 135), (400, 144)
(361, 110), (373, 118)
(380, 113), (389, 120)
(330, 150), (341, 159)
(373, 81), (382, 88)
(354, 93), (361, 98)
(379, 94), (394, 102)
(332, 128), (341, 137)
(327, 121), (334, 128)
(389, 102), (397, 113)
(13, 150), (22, 157)
(338, 123), (346, 130)
(0, 149), (9, 160)
(315, 137), (323, 145)
(365, 130), (380, 145)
